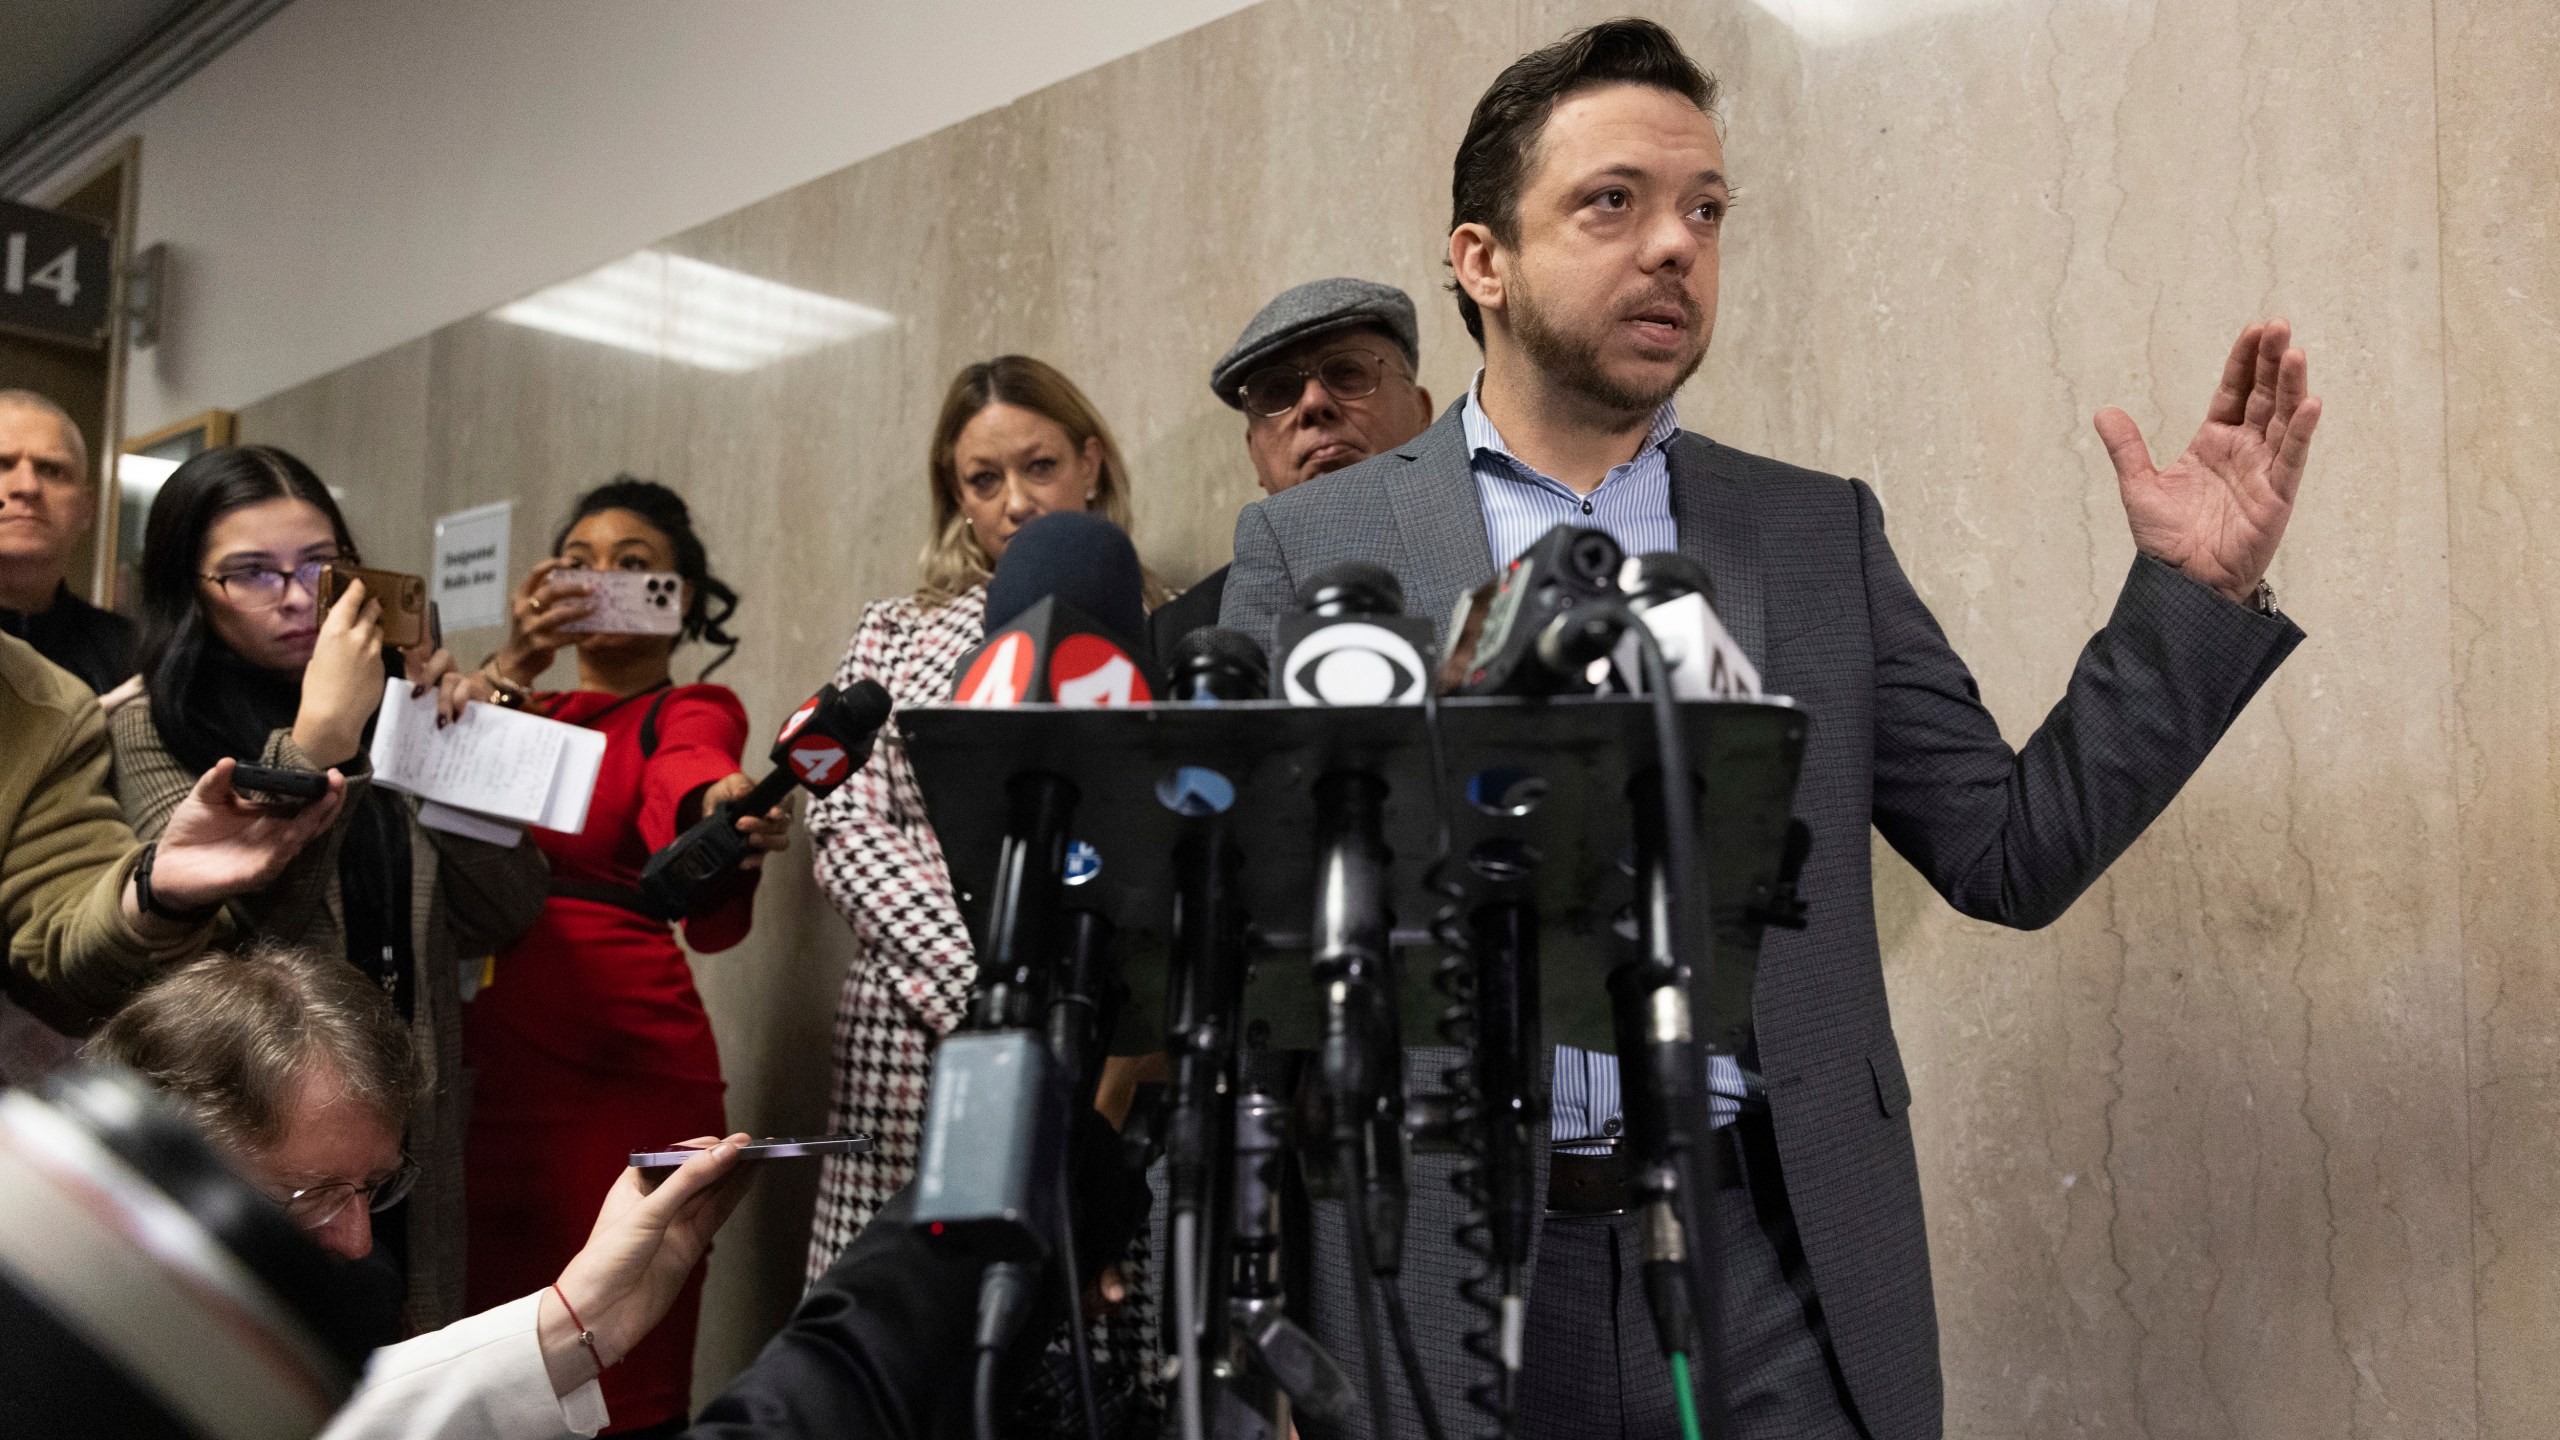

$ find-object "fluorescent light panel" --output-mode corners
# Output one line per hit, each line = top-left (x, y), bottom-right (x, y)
(117, 452), (180, 503)
(1743, 0), (2014, 45)
(492, 250), (895, 373)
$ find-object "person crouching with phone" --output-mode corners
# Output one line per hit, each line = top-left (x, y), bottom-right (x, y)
(449, 476), (789, 1438)
(85, 939), (760, 1440)
(107, 444), (551, 1338)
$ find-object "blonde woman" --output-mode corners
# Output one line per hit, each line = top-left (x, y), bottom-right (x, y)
(807, 356), (1159, 1260)
(805, 356), (1165, 1429)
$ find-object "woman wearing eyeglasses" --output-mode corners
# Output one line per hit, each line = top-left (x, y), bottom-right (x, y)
(105, 444), (550, 1337)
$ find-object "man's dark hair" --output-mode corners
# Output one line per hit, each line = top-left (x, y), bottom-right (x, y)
(1449, 18), (1720, 345)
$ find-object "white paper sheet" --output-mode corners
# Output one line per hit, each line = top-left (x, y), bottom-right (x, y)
(368, 681), (600, 830)
(536, 725), (608, 835)
(416, 799), (523, 846)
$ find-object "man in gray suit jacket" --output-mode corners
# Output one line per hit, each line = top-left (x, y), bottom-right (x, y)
(1219, 20), (2322, 1440)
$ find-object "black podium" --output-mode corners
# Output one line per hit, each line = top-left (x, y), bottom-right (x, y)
(903, 694), (1810, 1439)
(904, 695), (1807, 1056)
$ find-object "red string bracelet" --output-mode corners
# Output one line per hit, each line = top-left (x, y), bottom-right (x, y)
(551, 1283), (606, 1373)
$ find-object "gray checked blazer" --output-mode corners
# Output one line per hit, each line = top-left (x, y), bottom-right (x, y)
(1218, 402), (2303, 1440)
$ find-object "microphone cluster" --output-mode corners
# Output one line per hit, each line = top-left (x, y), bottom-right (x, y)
(894, 513), (1770, 1440)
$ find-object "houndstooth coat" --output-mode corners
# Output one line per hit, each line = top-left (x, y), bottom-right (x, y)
(806, 587), (986, 1271)
(805, 585), (1161, 1435)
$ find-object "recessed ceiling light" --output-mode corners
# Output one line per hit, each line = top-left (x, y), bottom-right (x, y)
(493, 249), (896, 373)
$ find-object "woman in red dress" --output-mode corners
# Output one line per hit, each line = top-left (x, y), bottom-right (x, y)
(458, 478), (789, 1437)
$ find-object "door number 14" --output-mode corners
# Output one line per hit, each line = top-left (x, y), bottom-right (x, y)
(3, 233), (80, 306)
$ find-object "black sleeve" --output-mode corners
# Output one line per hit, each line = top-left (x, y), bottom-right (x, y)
(1860, 480), (2303, 929)
(1147, 564), (1229, 660)
(686, 1109), (1152, 1440)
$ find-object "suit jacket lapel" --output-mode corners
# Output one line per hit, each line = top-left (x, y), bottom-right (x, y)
(1383, 403), (1496, 638)
(1669, 433), (1767, 673)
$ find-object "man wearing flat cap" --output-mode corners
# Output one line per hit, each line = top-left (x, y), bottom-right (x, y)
(1149, 278), (1435, 653)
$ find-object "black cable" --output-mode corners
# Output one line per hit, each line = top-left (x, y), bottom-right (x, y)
(1380, 1274), (1453, 1440)
(1632, 622), (1728, 1438)
(974, 1347), (1004, 1440)
(1334, 1142), (1399, 1440)
(1055, 1165), (1106, 1440)
(1420, 682), (1514, 1440)
(973, 1261), (1036, 1440)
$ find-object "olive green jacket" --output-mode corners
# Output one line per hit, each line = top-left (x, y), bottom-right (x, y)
(1, 632), (212, 1030)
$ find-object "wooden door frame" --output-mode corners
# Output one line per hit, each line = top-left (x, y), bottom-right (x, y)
(28, 137), (141, 606)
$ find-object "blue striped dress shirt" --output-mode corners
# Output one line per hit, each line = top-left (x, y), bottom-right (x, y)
(1460, 378), (1750, 1151)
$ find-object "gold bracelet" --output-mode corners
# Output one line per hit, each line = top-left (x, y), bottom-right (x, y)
(479, 663), (531, 709)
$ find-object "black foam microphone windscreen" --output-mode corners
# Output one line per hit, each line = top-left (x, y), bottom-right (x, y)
(984, 511), (1149, 642)
(1274, 560), (1436, 706)
(1166, 626), (1269, 702)
(1294, 560), (1406, 618)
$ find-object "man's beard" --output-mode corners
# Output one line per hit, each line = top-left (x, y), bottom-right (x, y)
(1509, 268), (1707, 419)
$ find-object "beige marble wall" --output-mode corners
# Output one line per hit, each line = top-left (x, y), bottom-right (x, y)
(233, 0), (2557, 1429)
(2441, 0), (2560, 1436)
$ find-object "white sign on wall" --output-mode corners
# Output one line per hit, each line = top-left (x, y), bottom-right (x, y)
(432, 501), (513, 632)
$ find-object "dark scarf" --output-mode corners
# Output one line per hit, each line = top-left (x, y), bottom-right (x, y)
(151, 639), (415, 1020)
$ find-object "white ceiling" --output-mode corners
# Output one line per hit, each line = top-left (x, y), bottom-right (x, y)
(0, 0), (198, 152)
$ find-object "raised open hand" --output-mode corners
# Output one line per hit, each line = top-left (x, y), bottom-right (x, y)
(2094, 319), (2322, 605)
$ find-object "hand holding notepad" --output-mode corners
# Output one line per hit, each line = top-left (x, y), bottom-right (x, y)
(367, 680), (605, 838)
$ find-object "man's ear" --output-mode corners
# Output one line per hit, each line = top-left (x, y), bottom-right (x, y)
(1449, 223), (1506, 316)
(1414, 385), (1435, 425)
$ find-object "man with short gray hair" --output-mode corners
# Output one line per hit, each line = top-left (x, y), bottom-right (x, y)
(88, 940), (759, 1440)
(1150, 279), (1437, 653)
(93, 937), (421, 1264)
(0, 388), (133, 695)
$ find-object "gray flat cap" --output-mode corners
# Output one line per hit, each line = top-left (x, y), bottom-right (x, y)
(1210, 278), (1418, 408)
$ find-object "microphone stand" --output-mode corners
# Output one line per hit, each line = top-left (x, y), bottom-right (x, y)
(921, 769), (1083, 1440)
(1469, 900), (1544, 1412)
(1161, 789), (1358, 1440)
(1227, 1088), (1295, 1427)
(1045, 907), (1119, 1440)
(975, 773), (1079, 1030)
(1308, 771), (1443, 1440)
(1616, 765), (1726, 1438)
(1165, 824), (1246, 1440)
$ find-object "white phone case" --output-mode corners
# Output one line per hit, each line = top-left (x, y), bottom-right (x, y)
(560, 570), (685, 635)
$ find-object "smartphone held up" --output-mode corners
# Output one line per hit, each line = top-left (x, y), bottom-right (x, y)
(558, 570), (686, 636)
(629, 1134), (872, 1170)
(228, 763), (330, 815)
(316, 563), (432, 648)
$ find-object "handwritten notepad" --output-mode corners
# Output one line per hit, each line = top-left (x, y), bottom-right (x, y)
(369, 681), (606, 836)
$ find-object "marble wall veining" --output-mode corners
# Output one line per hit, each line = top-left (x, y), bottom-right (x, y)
(231, 0), (2554, 1428)
(2441, 0), (2560, 1436)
